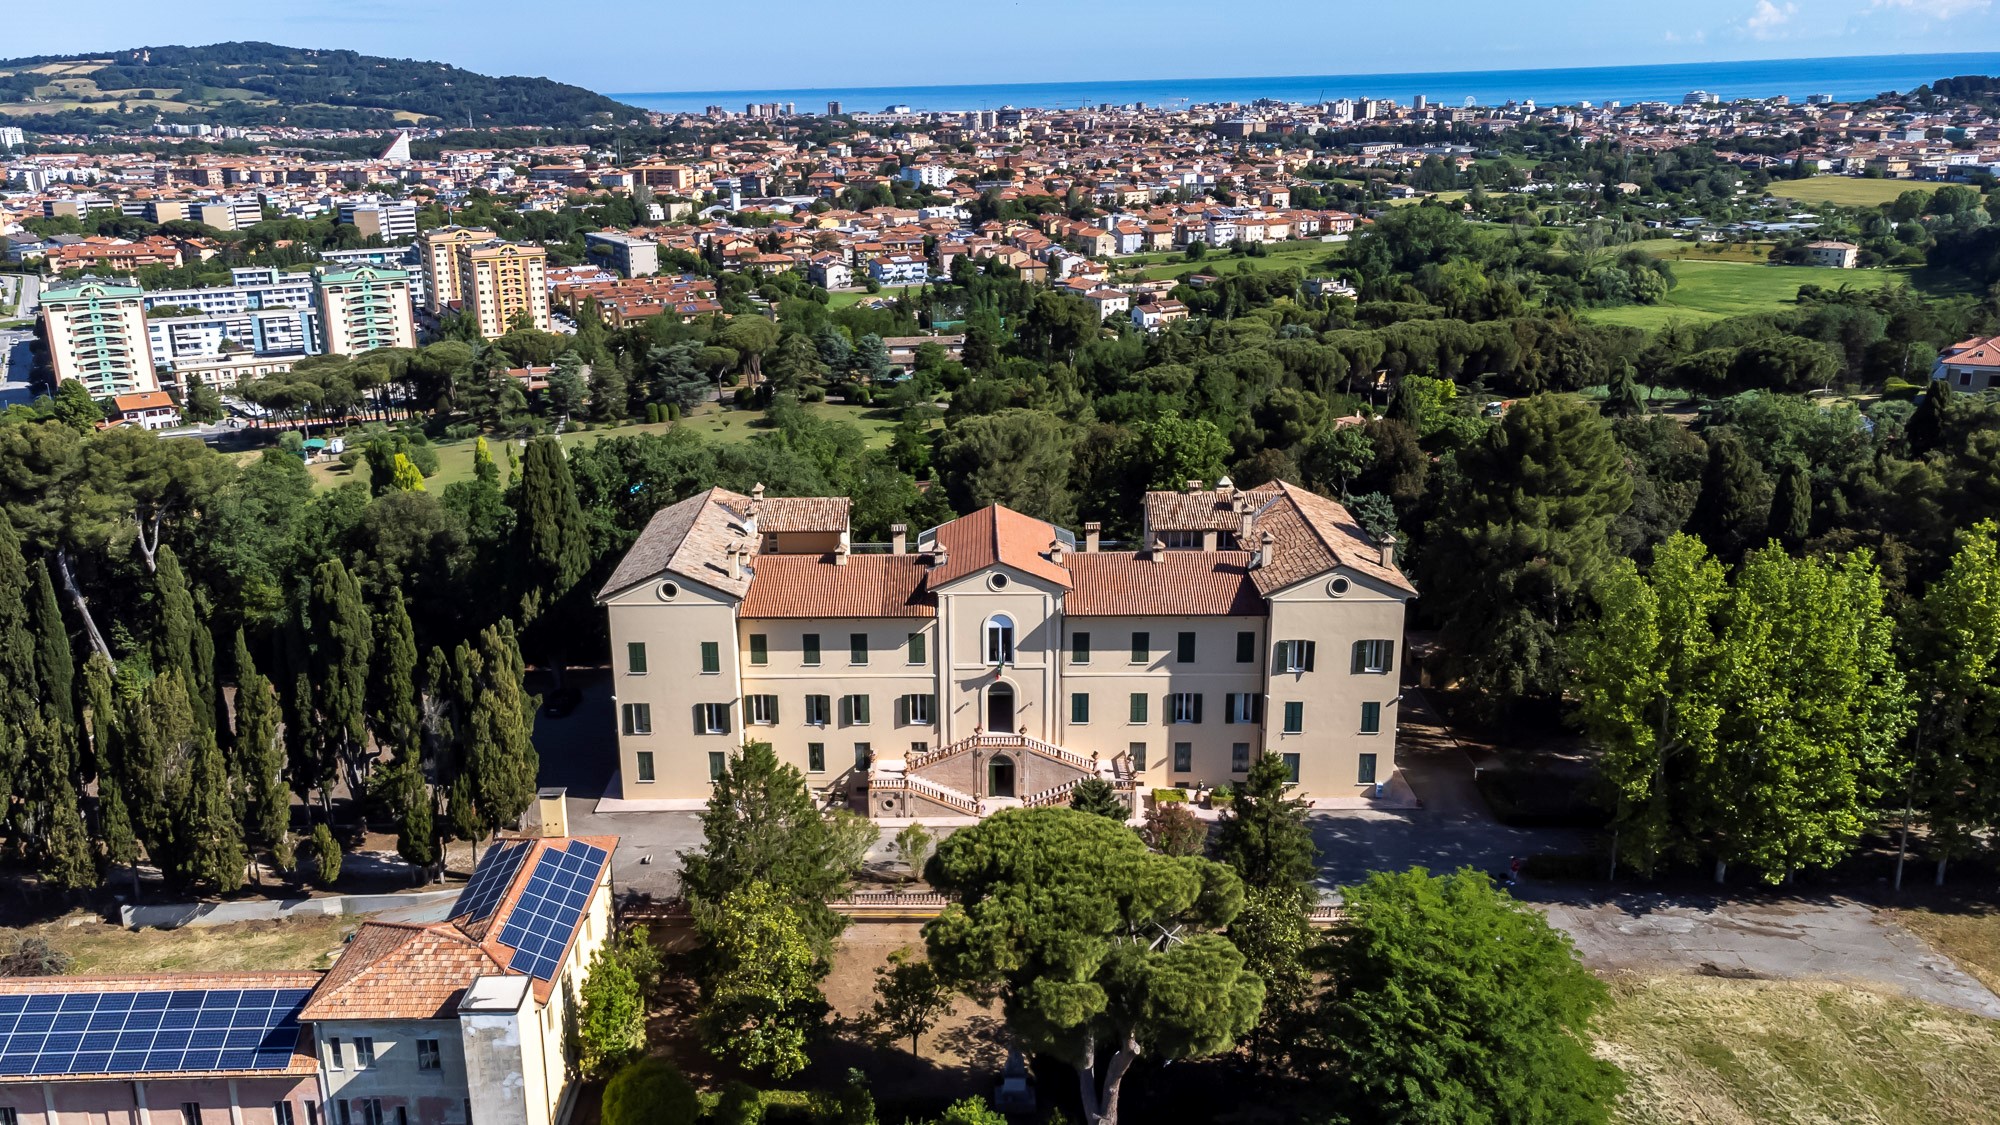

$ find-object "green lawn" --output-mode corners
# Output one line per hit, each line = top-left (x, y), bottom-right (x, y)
(1768, 177), (1936, 209)
(1580, 259), (1911, 330)
(1599, 974), (2000, 1125)
(304, 403), (902, 491)
(828, 285), (917, 310)
(1129, 239), (1344, 282)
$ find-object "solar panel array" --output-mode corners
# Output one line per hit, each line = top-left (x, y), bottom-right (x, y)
(497, 841), (610, 981)
(0, 987), (311, 1078)
(450, 838), (533, 926)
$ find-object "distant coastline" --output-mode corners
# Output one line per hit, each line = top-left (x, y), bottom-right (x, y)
(613, 52), (2000, 115)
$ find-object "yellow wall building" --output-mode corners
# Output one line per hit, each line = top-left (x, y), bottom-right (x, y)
(40, 279), (161, 396)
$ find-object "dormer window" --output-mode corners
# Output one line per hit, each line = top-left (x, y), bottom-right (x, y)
(985, 615), (1015, 666)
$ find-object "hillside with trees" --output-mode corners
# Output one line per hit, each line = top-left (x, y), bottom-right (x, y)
(0, 42), (640, 132)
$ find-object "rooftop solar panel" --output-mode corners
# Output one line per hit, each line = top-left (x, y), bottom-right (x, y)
(0, 987), (310, 1078)
(496, 841), (610, 981)
(450, 839), (534, 925)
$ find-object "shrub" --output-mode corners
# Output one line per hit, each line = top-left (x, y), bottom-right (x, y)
(601, 1059), (699, 1125)
(1143, 802), (1209, 857)
(714, 1081), (764, 1125)
(1151, 787), (1188, 804)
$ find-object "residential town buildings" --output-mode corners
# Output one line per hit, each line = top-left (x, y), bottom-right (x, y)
(318, 265), (419, 354)
(41, 279), (161, 396)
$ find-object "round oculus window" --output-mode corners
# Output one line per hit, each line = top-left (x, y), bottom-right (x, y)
(989, 573), (1010, 590)
(656, 580), (681, 600)
(1328, 577), (1351, 597)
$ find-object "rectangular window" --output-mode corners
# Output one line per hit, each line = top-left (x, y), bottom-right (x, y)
(395, 1110), (407, 1125)
(708, 751), (726, 780)
(1129, 693), (1148, 724)
(620, 703), (652, 736)
(1282, 752), (1301, 784)
(908, 632), (927, 665)
(911, 741), (929, 755)
(306, 1104), (319, 1125)
(1358, 753), (1378, 785)
(903, 694), (936, 725)
(1360, 701), (1381, 734)
(1231, 742), (1250, 773)
(696, 702), (730, 735)
(850, 633), (869, 665)
(805, 694), (831, 726)
(353, 1038), (375, 1069)
(1071, 692), (1090, 724)
(361, 1103), (382, 1125)
(749, 633), (768, 666)
(416, 1039), (441, 1072)
(842, 694), (871, 726)
(700, 641), (720, 674)
(327, 1038), (344, 1071)
(1225, 693), (1263, 725)
(855, 743), (873, 769)
(1129, 742), (1148, 771)
(183, 1106), (201, 1125)
(1130, 631), (1149, 663)
(1236, 631), (1256, 664)
(803, 633), (821, 666)
(747, 694), (778, 725)
(335, 1105), (350, 1125)
(1283, 701), (1304, 734)
(1177, 631), (1196, 664)
(1352, 639), (1395, 674)
(1072, 631), (1091, 664)
(276, 1105), (295, 1125)
(1173, 742), (1192, 772)
(1169, 693), (1203, 724)
(635, 751), (655, 783)
(1277, 640), (1317, 673)
(625, 641), (648, 675)
(807, 743), (826, 773)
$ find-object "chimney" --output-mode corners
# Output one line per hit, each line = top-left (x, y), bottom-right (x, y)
(1258, 530), (1276, 570)
(1378, 534), (1398, 570)
(1238, 502), (1255, 547)
(1185, 479), (1203, 493)
(1048, 538), (1066, 566)
(1217, 475), (1235, 504)
(1084, 521), (1101, 553)
(890, 523), (907, 555)
(1150, 537), (1166, 562)
(750, 481), (765, 503)
(931, 543), (949, 569)
(728, 543), (744, 579)
(834, 544), (849, 566)
(535, 788), (568, 838)
(1201, 530), (1218, 551)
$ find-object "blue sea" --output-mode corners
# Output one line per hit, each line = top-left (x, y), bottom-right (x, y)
(614, 52), (2000, 115)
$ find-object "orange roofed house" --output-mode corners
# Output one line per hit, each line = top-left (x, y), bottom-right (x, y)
(1934, 335), (2000, 391)
(300, 833), (616, 1125)
(596, 480), (1415, 815)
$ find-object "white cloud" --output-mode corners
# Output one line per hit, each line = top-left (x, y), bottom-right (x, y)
(1747, 0), (1799, 35)
(1871, 0), (1991, 18)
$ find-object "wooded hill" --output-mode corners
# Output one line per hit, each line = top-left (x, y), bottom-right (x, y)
(0, 41), (642, 132)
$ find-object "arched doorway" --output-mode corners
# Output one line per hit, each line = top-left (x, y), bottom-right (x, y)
(987, 754), (1017, 799)
(987, 682), (1015, 732)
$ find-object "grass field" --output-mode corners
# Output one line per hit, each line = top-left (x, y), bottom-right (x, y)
(1768, 177), (1937, 209)
(1128, 240), (1343, 282)
(1890, 908), (2000, 997)
(1599, 974), (2000, 1124)
(1580, 259), (1911, 330)
(827, 285), (917, 310)
(11, 917), (356, 974)
(302, 402), (903, 491)
(1624, 237), (1779, 264)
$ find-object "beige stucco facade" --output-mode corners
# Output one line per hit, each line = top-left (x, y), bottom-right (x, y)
(41, 280), (161, 396)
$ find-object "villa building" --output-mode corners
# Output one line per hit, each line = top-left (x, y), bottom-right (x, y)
(596, 480), (1414, 816)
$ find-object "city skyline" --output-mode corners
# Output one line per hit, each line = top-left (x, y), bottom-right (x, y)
(8, 0), (2000, 96)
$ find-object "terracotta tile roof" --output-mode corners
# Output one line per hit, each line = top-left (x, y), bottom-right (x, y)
(925, 505), (1073, 590)
(1250, 482), (1416, 596)
(759, 496), (851, 533)
(302, 834), (619, 1018)
(1066, 551), (1263, 616)
(742, 554), (936, 618)
(1943, 335), (2000, 368)
(598, 487), (755, 599)
(1144, 486), (1280, 533)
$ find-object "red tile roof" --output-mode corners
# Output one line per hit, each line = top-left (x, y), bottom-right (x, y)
(1942, 336), (2000, 368)
(1065, 551), (1263, 616)
(926, 505), (1073, 590)
(759, 496), (851, 533)
(742, 554), (936, 618)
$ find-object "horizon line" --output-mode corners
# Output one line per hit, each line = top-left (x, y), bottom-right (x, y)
(608, 49), (2000, 100)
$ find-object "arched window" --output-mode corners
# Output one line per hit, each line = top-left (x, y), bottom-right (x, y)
(985, 614), (1015, 666)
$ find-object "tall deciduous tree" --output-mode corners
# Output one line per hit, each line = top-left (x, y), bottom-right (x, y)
(925, 809), (1264, 1125)
(1903, 520), (2000, 884)
(694, 879), (827, 1078)
(1315, 867), (1622, 1122)
(1425, 395), (1632, 715)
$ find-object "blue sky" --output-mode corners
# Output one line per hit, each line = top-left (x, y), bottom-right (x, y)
(9, 0), (1999, 93)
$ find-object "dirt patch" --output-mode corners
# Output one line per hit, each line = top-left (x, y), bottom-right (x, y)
(16, 914), (356, 974)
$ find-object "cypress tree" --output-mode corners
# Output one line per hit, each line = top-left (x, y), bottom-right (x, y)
(233, 629), (291, 877)
(0, 516), (35, 730)
(181, 736), (245, 892)
(463, 620), (540, 835)
(513, 437), (591, 621)
(368, 590), (422, 765)
(389, 758), (438, 878)
(1688, 429), (1768, 562)
(473, 435), (501, 485)
(1605, 364), (1647, 418)
(1907, 378), (1952, 455)
(310, 558), (374, 807)
(22, 710), (94, 893)
(154, 545), (199, 686)
(192, 619), (221, 744)
(28, 560), (75, 731)
(80, 652), (118, 784)
(1769, 461), (1813, 551)
(123, 670), (199, 879)
(99, 781), (140, 898)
